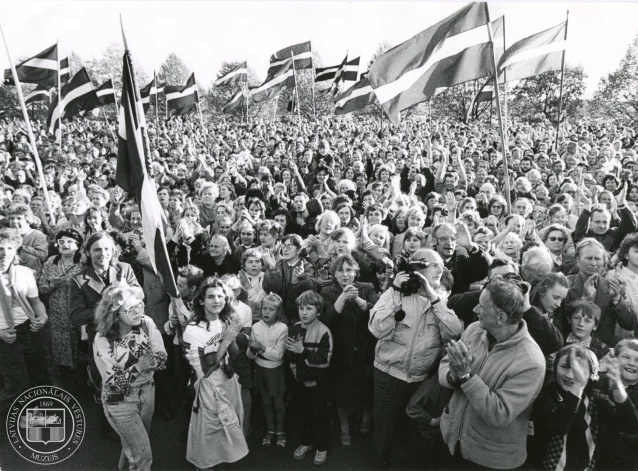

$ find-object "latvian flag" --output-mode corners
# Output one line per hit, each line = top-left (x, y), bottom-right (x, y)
(269, 41), (312, 72)
(315, 56), (360, 82)
(368, 2), (493, 126)
(165, 73), (199, 117)
(46, 67), (100, 136)
(497, 21), (567, 83)
(215, 62), (247, 87)
(60, 57), (70, 85)
(96, 79), (116, 106)
(25, 85), (51, 105)
(222, 89), (245, 114)
(332, 55), (361, 97)
(4, 44), (58, 87)
(251, 59), (294, 103)
(335, 77), (377, 115)
(287, 87), (298, 113)
(115, 48), (178, 298)
(140, 77), (164, 111)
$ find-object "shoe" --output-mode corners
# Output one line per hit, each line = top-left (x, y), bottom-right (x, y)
(314, 450), (328, 466)
(276, 432), (287, 448)
(293, 444), (314, 460)
(360, 419), (372, 434)
(340, 432), (351, 446)
(262, 431), (275, 448)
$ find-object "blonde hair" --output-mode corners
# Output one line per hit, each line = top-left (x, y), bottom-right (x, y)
(95, 283), (145, 342)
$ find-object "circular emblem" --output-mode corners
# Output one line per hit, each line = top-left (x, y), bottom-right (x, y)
(5, 386), (85, 465)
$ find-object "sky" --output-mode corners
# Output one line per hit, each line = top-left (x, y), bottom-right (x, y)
(0, 1), (636, 97)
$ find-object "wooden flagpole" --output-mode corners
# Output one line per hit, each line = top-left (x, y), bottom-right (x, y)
(101, 107), (116, 142)
(194, 74), (207, 145)
(1, 24), (54, 224)
(57, 38), (62, 151)
(272, 95), (279, 125)
(309, 40), (316, 120)
(554, 10), (569, 152)
(153, 70), (159, 147)
(502, 17), (508, 148)
(244, 58), (249, 123)
(111, 75), (120, 116)
(485, 5), (512, 212)
(290, 52), (301, 124)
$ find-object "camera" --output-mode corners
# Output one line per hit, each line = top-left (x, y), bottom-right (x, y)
(394, 253), (430, 295)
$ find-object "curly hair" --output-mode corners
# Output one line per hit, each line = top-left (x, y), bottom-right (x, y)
(191, 277), (238, 328)
(95, 283), (145, 342)
(613, 232), (638, 267)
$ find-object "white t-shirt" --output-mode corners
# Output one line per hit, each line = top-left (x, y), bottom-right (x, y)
(183, 320), (225, 378)
(0, 266), (38, 330)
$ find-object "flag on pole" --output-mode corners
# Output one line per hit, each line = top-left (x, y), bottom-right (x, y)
(25, 85), (51, 105)
(367, 2), (493, 126)
(466, 78), (494, 122)
(46, 67), (100, 136)
(251, 59), (294, 103)
(115, 44), (178, 298)
(269, 41), (312, 71)
(140, 77), (165, 111)
(214, 62), (247, 87)
(4, 44), (58, 86)
(165, 73), (198, 116)
(315, 56), (360, 82)
(96, 78), (116, 106)
(222, 89), (246, 114)
(497, 21), (567, 83)
(59, 57), (70, 84)
(287, 87), (298, 113)
(335, 77), (377, 115)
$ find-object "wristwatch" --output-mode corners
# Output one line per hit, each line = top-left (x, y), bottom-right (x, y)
(459, 372), (471, 383)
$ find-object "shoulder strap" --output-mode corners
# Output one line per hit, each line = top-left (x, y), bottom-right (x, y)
(116, 264), (123, 282)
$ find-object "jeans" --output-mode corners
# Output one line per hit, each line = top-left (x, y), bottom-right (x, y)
(103, 381), (155, 471)
(0, 321), (51, 413)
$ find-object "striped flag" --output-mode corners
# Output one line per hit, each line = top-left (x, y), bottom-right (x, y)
(335, 77), (377, 115)
(331, 55), (361, 97)
(250, 59), (294, 103)
(497, 21), (567, 83)
(368, 2), (493, 125)
(25, 85), (51, 105)
(287, 87), (298, 113)
(270, 41), (312, 71)
(315, 56), (360, 82)
(140, 77), (165, 111)
(4, 44), (58, 86)
(214, 62), (247, 87)
(59, 57), (70, 85)
(96, 78), (116, 106)
(165, 73), (198, 117)
(46, 67), (99, 136)
(222, 89), (246, 114)
(115, 47), (178, 298)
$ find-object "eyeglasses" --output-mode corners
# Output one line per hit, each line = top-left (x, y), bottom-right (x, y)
(120, 302), (144, 317)
(548, 236), (565, 242)
(281, 243), (297, 249)
(491, 204), (503, 209)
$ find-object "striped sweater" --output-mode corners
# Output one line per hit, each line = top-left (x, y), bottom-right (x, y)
(287, 319), (333, 387)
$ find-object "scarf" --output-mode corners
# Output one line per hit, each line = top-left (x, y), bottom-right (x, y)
(0, 264), (37, 329)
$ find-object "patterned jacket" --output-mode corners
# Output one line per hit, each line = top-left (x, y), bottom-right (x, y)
(286, 319), (333, 387)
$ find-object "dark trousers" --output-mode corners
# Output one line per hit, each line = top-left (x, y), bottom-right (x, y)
(296, 380), (329, 452)
(442, 444), (523, 470)
(0, 321), (50, 413)
(153, 333), (176, 412)
(373, 368), (422, 468)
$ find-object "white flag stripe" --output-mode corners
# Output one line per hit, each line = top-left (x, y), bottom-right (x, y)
(227, 92), (243, 106)
(250, 70), (294, 95)
(499, 40), (566, 70)
(141, 96), (150, 105)
(97, 88), (114, 97)
(22, 57), (58, 71)
(215, 67), (247, 85)
(166, 84), (197, 101)
(374, 23), (490, 105)
(49, 82), (95, 130)
(59, 67), (69, 75)
(26, 89), (49, 101)
(270, 51), (312, 67)
(344, 65), (359, 73)
(336, 85), (373, 108)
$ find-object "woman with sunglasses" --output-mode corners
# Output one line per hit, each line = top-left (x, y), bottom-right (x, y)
(93, 283), (167, 471)
(539, 224), (576, 274)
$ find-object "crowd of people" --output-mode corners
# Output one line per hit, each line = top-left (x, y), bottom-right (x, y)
(0, 110), (638, 470)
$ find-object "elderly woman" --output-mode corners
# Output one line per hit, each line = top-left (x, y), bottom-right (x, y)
(192, 234), (240, 278)
(495, 232), (524, 263)
(196, 182), (219, 228)
(183, 277), (249, 469)
(94, 283), (167, 471)
(563, 238), (638, 348)
(538, 223), (576, 274)
(305, 210), (340, 265)
(38, 229), (84, 372)
(321, 255), (379, 446)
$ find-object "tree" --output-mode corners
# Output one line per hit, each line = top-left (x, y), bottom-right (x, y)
(201, 60), (261, 119)
(158, 53), (191, 86)
(431, 79), (487, 123)
(508, 64), (587, 126)
(83, 42), (149, 91)
(592, 33), (638, 126)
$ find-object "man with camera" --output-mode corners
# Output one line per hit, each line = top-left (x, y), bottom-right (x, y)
(369, 248), (463, 468)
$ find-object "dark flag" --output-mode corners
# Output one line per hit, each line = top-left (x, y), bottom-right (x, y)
(4, 44), (58, 86)
(251, 59), (294, 103)
(214, 62), (247, 87)
(96, 78), (116, 106)
(335, 77), (377, 115)
(222, 89), (246, 114)
(25, 85), (51, 105)
(59, 57), (70, 85)
(165, 73), (198, 117)
(115, 46), (178, 298)
(269, 41), (312, 72)
(287, 87), (298, 113)
(46, 67), (100, 136)
(140, 78), (165, 111)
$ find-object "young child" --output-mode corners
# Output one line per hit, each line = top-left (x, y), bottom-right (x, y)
(565, 299), (610, 359)
(247, 294), (289, 449)
(238, 248), (267, 323)
(286, 290), (333, 466)
(402, 227), (426, 255)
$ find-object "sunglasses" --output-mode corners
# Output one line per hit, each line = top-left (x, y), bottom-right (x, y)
(548, 236), (565, 242)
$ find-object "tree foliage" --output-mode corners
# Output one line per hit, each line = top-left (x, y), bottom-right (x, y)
(507, 64), (586, 126)
(431, 79), (487, 123)
(158, 53), (191, 87)
(83, 42), (149, 92)
(592, 33), (638, 126)
(201, 60), (261, 120)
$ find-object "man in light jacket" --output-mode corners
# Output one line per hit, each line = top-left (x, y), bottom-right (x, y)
(369, 248), (462, 468)
(439, 276), (545, 470)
